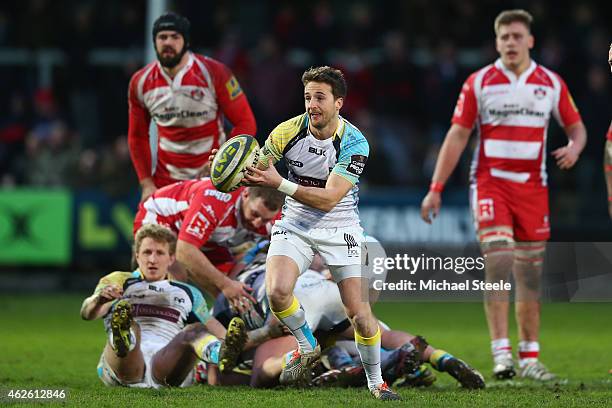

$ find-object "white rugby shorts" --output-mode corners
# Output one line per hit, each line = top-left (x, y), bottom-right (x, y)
(267, 221), (364, 282)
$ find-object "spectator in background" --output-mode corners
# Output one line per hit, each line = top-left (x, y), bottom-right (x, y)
(128, 12), (256, 202)
(249, 34), (300, 135)
(99, 136), (139, 199)
(13, 121), (78, 187)
(0, 92), (29, 185)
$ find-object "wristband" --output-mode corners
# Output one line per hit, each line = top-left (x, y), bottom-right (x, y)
(429, 181), (444, 193)
(277, 178), (298, 196)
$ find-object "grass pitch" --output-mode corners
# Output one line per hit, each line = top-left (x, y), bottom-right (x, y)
(1, 295), (611, 407)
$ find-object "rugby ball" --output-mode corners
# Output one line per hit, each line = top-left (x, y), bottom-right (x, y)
(211, 135), (260, 192)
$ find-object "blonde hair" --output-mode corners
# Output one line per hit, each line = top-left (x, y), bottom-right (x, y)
(494, 9), (533, 35)
(133, 224), (177, 256)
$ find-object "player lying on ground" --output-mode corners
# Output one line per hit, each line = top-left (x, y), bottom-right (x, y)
(80, 224), (256, 388)
(209, 243), (484, 390)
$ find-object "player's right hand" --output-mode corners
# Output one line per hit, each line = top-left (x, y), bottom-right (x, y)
(420, 191), (442, 224)
(97, 284), (123, 304)
(222, 279), (256, 314)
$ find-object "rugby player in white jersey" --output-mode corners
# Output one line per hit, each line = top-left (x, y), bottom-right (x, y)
(81, 224), (249, 388)
(242, 66), (399, 400)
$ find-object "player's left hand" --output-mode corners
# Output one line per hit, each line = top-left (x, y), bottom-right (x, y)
(244, 158), (283, 188)
(552, 143), (580, 170)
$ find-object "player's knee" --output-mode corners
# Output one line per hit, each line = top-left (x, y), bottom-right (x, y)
(513, 243), (545, 292)
(179, 324), (205, 345)
(479, 230), (514, 282)
(266, 282), (293, 310)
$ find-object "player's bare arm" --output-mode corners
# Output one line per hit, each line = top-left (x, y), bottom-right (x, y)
(245, 158), (352, 212)
(551, 121), (587, 170)
(80, 284), (123, 320)
(176, 239), (255, 313)
(420, 124), (472, 223)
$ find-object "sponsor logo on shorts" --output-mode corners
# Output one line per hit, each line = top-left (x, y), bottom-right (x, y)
(347, 155), (367, 176)
(477, 198), (495, 222)
(344, 233), (359, 258)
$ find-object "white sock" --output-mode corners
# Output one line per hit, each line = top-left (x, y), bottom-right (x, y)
(518, 341), (539, 368)
(491, 338), (512, 365)
(272, 296), (316, 352)
(355, 327), (384, 390)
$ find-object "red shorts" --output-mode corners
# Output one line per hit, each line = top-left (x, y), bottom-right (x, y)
(470, 178), (550, 241)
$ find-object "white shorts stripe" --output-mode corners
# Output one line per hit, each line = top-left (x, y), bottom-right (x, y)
(490, 167), (530, 183)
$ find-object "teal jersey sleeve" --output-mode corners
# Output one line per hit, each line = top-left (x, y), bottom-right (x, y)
(331, 126), (369, 185)
(171, 281), (212, 324)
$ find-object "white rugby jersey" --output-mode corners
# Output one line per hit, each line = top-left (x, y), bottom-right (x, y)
(452, 59), (582, 186)
(258, 113), (369, 229)
(96, 271), (211, 346)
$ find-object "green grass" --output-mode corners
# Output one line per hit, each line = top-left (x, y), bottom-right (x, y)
(1, 295), (611, 407)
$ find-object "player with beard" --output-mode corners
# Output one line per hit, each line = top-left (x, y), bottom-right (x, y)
(128, 12), (256, 202)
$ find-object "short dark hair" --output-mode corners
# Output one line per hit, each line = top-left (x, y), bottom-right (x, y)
(494, 9), (533, 35)
(301, 66), (347, 99)
(247, 187), (285, 210)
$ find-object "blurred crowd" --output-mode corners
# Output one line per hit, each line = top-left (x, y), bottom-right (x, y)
(0, 0), (610, 212)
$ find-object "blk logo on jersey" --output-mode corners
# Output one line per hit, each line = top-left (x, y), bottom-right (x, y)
(477, 199), (495, 222)
(308, 146), (326, 156)
(347, 155), (367, 176)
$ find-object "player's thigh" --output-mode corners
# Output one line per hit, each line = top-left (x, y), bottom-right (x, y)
(266, 225), (313, 294)
(265, 255), (301, 299)
(151, 331), (199, 386)
(471, 182), (514, 243)
(511, 185), (550, 241)
(313, 226), (364, 283)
